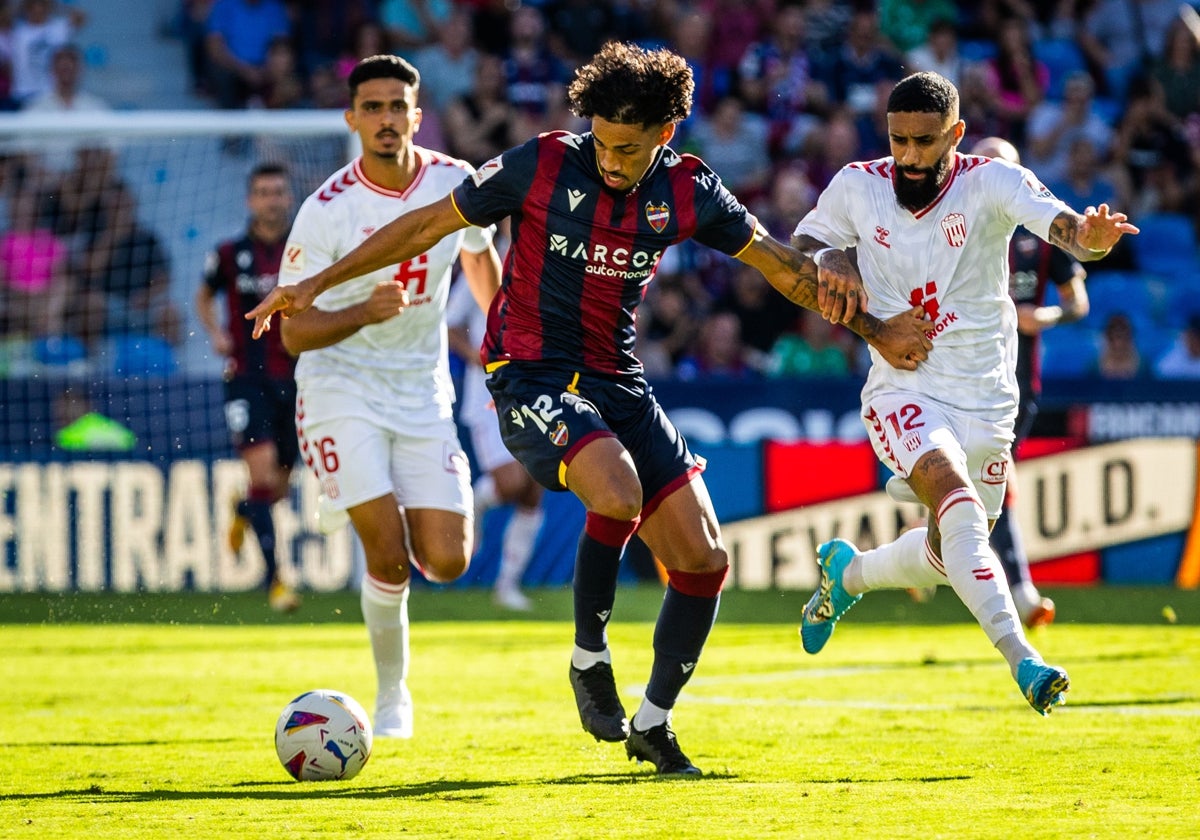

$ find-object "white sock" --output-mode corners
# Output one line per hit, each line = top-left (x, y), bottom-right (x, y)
(996, 632), (1039, 677)
(495, 506), (543, 592)
(571, 646), (611, 670)
(472, 474), (498, 517)
(853, 526), (945, 594)
(632, 698), (669, 731)
(360, 573), (410, 700)
(936, 489), (1030, 655)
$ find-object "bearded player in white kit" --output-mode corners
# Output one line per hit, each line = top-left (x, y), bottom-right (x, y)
(793, 71), (1138, 714)
(278, 55), (501, 737)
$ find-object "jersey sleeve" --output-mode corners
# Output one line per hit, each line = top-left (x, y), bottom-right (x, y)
(443, 275), (475, 330)
(459, 222), (495, 255)
(791, 167), (860, 249)
(450, 137), (538, 228)
(689, 166), (760, 255)
(995, 162), (1070, 243)
(278, 195), (337, 288)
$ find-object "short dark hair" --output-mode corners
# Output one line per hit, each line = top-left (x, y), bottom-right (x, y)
(347, 54), (420, 102)
(248, 162), (288, 190)
(567, 41), (693, 127)
(887, 71), (959, 119)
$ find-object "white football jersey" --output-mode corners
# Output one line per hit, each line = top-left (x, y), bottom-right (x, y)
(444, 275), (492, 429)
(280, 149), (493, 425)
(794, 153), (1070, 414)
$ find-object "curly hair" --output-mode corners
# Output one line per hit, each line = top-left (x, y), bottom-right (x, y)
(567, 41), (694, 127)
(887, 71), (959, 119)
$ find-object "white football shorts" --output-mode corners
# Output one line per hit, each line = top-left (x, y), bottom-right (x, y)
(861, 390), (1015, 518)
(296, 388), (471, 516)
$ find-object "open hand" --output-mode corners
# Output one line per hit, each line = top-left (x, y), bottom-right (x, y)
(874, 306), (933, 371)
(246, 282), (317, 339)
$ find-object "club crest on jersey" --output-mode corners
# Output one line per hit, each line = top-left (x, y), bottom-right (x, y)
(645, 201), (670, 233)
(941, 213), (967, 247)
(936, 213), (964, 246)
(284, 244), (305, 273)
(549, 421), (569, 447)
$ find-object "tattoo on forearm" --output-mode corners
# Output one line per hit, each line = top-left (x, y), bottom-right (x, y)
(1049, 211), (1084, 257)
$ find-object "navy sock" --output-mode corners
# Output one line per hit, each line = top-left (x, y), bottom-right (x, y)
(988, 504), (1028, 587)
(240, 498), (278, 585)
(573, 531), (622, 652)
(644, 586), (720, 710)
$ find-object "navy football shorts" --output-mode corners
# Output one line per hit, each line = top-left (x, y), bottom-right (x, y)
(223, 375), (299, 468)
(485, 362), (701, 503)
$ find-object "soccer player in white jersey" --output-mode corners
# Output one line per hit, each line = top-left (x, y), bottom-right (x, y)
(445, 262), (545, 612)
(793, 72), (1138, 714)
(277, 55), (501, 737)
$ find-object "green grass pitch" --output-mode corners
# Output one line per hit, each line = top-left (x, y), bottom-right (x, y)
(3, 585), (1198, 839)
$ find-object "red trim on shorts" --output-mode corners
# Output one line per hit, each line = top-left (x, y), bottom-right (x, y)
(561, 430), (617, 470)
(667, 566), (728, 598)
(641, 462), (705, 520)
(584, 511), (639, 548)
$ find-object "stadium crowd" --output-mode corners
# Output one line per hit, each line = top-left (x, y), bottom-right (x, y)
(2, 0), (1200, 380)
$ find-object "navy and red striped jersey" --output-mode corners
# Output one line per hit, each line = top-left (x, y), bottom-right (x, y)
(202, 232), (296, 379)
(451, 131), (759, 377)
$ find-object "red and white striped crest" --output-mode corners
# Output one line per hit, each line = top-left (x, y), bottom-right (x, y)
(941, 213), (967, 247)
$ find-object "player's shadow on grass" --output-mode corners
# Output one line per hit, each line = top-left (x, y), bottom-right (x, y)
(0, 781), (518, 803)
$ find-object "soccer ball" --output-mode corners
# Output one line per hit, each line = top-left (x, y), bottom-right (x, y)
(274, 689), (373, 781)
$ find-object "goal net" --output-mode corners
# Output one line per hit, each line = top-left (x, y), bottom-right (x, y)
(0, 109), (358, 593)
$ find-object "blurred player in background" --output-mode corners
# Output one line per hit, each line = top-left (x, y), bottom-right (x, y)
(445, 250), (545, 612)
(274, 55), (501, 738)
(972, 136), (1090, 629)
(196, 162), (300, 613)
(247, 42), (931, 773)
(796, 72), (1136, 714)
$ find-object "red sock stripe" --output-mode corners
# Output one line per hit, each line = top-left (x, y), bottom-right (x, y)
(667, 566), (728, 598)
(584, 511), (639, 548)
(363, 574), (409, 595)
(247, 485), (276, 503)
(924, 539), (947, 577)
(936, 487), (981, 521)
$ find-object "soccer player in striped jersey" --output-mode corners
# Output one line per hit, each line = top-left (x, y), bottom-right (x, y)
(248, 42), (932, 773)
(272, 55), (502, 739)
(196, 163), (300, 613)
(794, 72), (1136, 715)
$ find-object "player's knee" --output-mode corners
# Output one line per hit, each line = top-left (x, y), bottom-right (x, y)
(581, 473), (642, 521)
(421, 552), (469, 584)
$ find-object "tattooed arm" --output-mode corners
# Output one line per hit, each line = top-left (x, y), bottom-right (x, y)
(1048, 203), (1140, 262)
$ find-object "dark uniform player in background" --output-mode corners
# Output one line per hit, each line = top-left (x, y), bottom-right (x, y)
(246, 42), (931, 774)
(196, 163), (301, 612)
(972, 137), (1090, 629)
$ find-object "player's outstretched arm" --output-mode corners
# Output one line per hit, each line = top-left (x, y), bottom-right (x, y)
(247, 194), (468, 338)
(1048, 204), (1140, 263)
(738, 231), (931, 370)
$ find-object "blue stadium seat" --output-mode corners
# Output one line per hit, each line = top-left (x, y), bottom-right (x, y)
(1040, 324), (1099, 377)
(1080, 272), (1155, 330)
(1033, 38), (1088, 100)
(107, 335), (178, 376)
(1130, 213), (1198, 276)
(31, 334), (88, 368)
(959, 40), (997, 63)
(1162, 275), (1200, 328)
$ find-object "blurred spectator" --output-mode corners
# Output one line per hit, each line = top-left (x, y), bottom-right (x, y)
(1155, 314), (1200, 378)
(292, 0), (376, 77)
(10, 0), (82, 105)
(798, 107), (863, 189)
(982, 16), (1049, 147)
(45, 145), (119, 254)
(803, 0), (853, 55)
(637, 278), (700, 378)
(713, 262), (799, 370)
(676, 310), (758, 381)
(1024, 70), (1113, 184)
(819, 8), (905, 155)
(204, 0), (290, 109)
(687, 95), (771, 204)
(697, 0), (774, 87)
(876, 0), (957, 54)
(667, 6), (718, 133)
(1077, 0), (1187, 99)
(1150, 16), (1200, 121)
(254, 35), (308, 109)
(411, 8), (478, 113)
(1044, 136), (1132, 220)
(904, 18), (966, 88)
(0, 176), (67, 337)
(958, 61), (1011, 150)
(737, 3), (829, 158)
(335, 19), (390, 82)
(543, 0), (621, 67)
(22, 43), (111, 175)
(78, 185), (182, 346)
(177, 0), (214, 97)
(502, 5), (572, 137)
(766, 308), (853, 377)
(0, 0), (16, 110)
(379, 0), (451, 58)
(755, 164), (817, 241)
(1110, 74), (1196, 215)
(1094, 312), (1149, 379)
(442, 52), (520, 167)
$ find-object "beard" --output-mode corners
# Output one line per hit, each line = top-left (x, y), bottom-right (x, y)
(893, 155), (952, 212)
